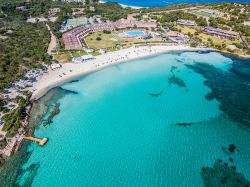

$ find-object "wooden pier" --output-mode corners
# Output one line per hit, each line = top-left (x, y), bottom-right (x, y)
(24, 136), (48, 146)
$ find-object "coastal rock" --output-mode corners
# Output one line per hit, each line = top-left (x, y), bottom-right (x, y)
(175, 121), (201, 127)
(176, 122), (194, 127)
(168, 75), (186, 88)
(217, 159), (222, 163)
(0, 154), (5, 166)
(229, 157), (234, 163)
(222, 144), (237, 155)
(201, 162), (250, 187)
(229, 58), (250, 81)
(186, 62), (250, 128)
(170, 65), (178, 73)
(43, 103), (60, 125)
(149, 90), (163, 97)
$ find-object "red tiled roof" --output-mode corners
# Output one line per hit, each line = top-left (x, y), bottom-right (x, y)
(63, 20), (157, 50)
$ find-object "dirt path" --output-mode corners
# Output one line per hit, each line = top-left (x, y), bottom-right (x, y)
(46, 24), (58, 55)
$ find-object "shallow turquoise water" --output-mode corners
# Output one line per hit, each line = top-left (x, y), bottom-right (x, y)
(119, 31), (145, 37)
(18, 52), (250, 186)
(103, 0), (250, 7)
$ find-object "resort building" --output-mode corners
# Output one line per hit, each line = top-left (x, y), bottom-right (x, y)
(166, 31), (185, 44)
(99, 49), (106, 54)
(72, 55), (95, 64)
(89, 6), (95, 12)
(176, 19), (196, 26)
(197, 9), (217, 17)
(48, 17), (58, 23)
(16, 6), (27, 11)
(205, 27), (239, 39)
(50, 63), (62, 70)
(62, 0), (86, 3)
(27, 17), (47, 23)
(62, 19), (157, 50)
(72, 8), (85, 17)
(49, 8), (60, 16)
(84, 48), (94, 53)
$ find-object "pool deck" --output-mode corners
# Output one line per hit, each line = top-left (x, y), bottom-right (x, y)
(118, 30), (146, 38)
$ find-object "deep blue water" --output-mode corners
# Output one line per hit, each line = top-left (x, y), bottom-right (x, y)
(10, 51), (250, 187)
(103, 0), (250, 7)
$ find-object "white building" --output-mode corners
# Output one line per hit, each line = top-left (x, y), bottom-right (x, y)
(72, 55), (95, 64)
(176, 19), (196, 26)
(84, 48), (94, 53)
(197, 9), (218, 17)
(50, 63), (61, 70)
(62, 0), (85, 3)
(99, 49), (106, 54)
(49, 8), (60, 15)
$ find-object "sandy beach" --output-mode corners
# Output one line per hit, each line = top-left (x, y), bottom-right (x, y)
(31, 45), (206, 100)
(99, 0), (144, 9)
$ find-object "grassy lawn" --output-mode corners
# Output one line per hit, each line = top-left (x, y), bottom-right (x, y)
(84, 32), (121, 50)
(71, 51), (88, 57)
(175, 25), (243, 52)
(175, 25), (196, 35)
(84, 31), (164, 50)
(199, 33), (242, 46)
(53, 53), (71, 63)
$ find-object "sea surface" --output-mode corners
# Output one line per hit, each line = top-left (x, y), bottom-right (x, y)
(0, 51), (250, 187)
(103, 0), (250, 7)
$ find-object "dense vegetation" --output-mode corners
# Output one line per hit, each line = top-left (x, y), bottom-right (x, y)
(210, 3), (250, 38)
(0, 1), (53, 90)
(141, 3), (195, 13)
(0, 0), (136, 91)
(0, 0), (250, 138)
(2, 93), (31, 137)
(94, 2), (133, 21)
(0, 23), (50, 90)
(159, 11), (197, 23)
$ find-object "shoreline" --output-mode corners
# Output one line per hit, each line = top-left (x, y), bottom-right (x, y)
(214, 49), (250, 60)
(31, 45), (209, 101)
(99, 0), (145, 9)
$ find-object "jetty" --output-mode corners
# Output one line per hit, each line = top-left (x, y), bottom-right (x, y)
(24, 136), (48, 146)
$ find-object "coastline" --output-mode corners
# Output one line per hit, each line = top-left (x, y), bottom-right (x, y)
(214, 49), (250, 60)
(31, 45), (209, 101)
(99, 0), (145, 9)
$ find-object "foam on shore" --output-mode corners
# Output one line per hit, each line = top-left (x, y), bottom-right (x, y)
(99, 0), (145, 9)
(31, 45), (207, 101)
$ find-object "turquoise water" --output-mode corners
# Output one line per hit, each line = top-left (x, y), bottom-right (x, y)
(125, 31), (145, 36)
(103, 0), (250, 7)
(118, 31), (145, 37)
(16, 51), (250, 186)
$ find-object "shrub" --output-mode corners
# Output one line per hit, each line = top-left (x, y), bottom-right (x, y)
(96, 37), (102, 41)
(103, 30), (111, 34)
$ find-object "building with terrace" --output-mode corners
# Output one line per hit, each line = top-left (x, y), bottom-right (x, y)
(205, 27), (239, 39)
(176, 19), (196, 26)
(62, 20), (158, 50)
(197, 9), (217, 17)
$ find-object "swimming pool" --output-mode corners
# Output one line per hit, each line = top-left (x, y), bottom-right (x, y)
(118, 30), (145, 37)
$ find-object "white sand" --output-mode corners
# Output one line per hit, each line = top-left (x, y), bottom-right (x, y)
(31, 45), (206, 100)
(99, 0), (144, 9)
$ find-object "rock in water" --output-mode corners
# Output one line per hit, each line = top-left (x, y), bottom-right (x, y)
(168, 75), (186, 88)
(201, 162), (250, 187)
(149, 90), (163, 97)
